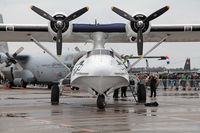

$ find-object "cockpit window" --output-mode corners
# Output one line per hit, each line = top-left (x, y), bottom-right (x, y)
(87, 49), (114, 57)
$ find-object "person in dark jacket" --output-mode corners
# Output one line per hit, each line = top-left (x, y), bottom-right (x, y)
(121, 86), (127, 97)
(113, 88), (119, 98)
(150, 74), (157, 97)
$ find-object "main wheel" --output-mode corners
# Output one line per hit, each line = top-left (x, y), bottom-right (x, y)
(97, 94), (106, 109)
(51, 84), (59, 105)
(137, 83), (146, 103)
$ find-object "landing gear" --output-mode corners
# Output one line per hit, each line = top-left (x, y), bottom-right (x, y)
(137, 83), (146, 103)
(51, 84), (59, 105)
(129, 83), (146, 103)
(97, 94), (106, 109)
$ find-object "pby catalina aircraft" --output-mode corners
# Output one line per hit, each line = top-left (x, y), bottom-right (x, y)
(1, 5), (200, 108)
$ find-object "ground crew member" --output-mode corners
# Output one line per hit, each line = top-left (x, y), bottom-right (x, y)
(150, 74), (157, 98)
(121, 86), (127, 97)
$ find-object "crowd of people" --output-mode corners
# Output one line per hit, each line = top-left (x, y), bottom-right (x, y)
(113, 72), (200, 99)
(136, 72), (200, 91)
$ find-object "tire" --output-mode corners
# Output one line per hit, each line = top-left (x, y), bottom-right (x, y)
(137, 83), (146, 103)
(51, 84), (59, 105)
(97, 94), (106, 109)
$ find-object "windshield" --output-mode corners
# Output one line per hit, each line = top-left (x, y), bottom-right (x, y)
(87, 49), (113, 57)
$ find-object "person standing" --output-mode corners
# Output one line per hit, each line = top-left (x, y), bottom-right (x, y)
(162, 74), (167, 90)
(150, 74), (157, 98)
(113, 88), (119, 98)
(121, 86), (127, 97)
(181, 74), (187, 91)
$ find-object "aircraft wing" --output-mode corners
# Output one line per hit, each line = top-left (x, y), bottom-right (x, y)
(0, 23), (200, 43)
(0, 24), (52, 42)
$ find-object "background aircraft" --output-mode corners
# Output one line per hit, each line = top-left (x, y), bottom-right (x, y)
(167, 58), (193, 73)
(0, 51), (76, 88)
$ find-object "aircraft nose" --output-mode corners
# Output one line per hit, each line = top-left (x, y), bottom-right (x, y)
(87, 56), (117, 76)
(71, 55), (129, 93)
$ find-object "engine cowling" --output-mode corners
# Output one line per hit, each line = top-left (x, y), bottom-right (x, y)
(48, 13), (72, 40)
(125, 14), (151, 40)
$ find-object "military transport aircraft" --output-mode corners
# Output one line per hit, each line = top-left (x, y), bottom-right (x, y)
(0, 5), (200, 109)
(0, 46), (76, 89)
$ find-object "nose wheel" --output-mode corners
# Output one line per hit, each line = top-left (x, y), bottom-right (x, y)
(97, 94), (106, 109)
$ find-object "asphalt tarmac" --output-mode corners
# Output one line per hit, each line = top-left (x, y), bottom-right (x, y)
(0, 86), (200, 133)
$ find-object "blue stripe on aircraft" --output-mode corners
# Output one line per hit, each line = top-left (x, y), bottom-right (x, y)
(73, 23), (126, 32)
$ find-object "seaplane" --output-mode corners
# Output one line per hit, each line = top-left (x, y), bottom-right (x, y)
(0, 5), (200, 108)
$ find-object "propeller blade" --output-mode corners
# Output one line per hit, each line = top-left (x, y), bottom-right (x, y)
(137, 28), (143, 57)
(0, 44), (8, 54)
(0, 45), (12, 58)
(56, 27), (62, 57)
(29, 35), (70, 70)
(111, 6), (136, 22)
(12, 47), (24, 57)
(0, 62), (7, 69)
(63, 7), (89, 22)
(15, 63), (23, 72)
(144, 6), (170, 22)
(30, 5), (56, 22)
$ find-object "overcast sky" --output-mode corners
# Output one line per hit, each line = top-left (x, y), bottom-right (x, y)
(0, 0), (200, 68)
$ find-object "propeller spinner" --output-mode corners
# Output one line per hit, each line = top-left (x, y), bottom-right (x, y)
(30, 5), (89, 57)
(111, 6), (170, 57)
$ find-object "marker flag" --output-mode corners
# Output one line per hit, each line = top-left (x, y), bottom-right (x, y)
(166, 56), (170, 64)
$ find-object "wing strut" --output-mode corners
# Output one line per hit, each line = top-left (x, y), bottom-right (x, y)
(127, 35), (170, 71)
(29, 35), (72, 95)
(28, 35), (70, 71)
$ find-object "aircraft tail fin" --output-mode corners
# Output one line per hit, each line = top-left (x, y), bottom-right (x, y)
(0, 14), (8, 53)
(184, 58), (191, 71)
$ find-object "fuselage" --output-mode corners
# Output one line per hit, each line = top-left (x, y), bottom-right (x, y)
(71, 49), (129, 95)
(1, 52), (76, 85)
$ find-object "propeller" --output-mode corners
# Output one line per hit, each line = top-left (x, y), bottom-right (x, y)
(0, 45), (24, 71)
(111, 6), (169, 57)
(30, 5), (89, 57)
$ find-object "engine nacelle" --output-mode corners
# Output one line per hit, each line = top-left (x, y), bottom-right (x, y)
(125, 14), (151, 40)
(48, 13), (73, 40)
